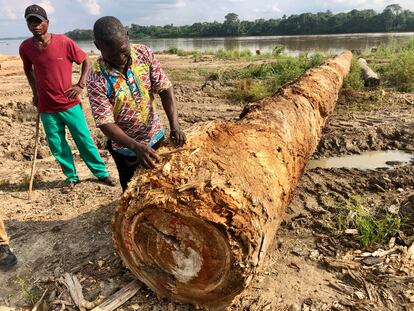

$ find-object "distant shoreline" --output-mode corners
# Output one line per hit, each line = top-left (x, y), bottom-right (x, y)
(0, 37), (26, 41)
(1, 32), (414, 57)
(2, 31), (414, 42)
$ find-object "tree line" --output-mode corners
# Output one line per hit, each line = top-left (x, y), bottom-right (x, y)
(66, 4), (414, 40)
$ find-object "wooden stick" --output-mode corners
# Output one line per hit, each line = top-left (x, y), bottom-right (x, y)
(28, 113), (40, 200)
(31, 289), (48, 311)
(91, 280), (141, 311)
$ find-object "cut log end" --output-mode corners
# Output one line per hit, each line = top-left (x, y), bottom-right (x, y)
(113, 207), (245, 308)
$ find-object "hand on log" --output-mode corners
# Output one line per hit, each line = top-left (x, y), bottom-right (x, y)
(112, 51), (353, 309)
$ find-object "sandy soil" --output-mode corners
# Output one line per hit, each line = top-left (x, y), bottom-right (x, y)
(0, 53), (413, 311)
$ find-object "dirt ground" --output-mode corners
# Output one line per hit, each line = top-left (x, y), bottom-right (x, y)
(0, 53), (413, 311)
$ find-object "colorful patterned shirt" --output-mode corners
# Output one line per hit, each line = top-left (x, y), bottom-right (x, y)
(87, 44), (172, 155)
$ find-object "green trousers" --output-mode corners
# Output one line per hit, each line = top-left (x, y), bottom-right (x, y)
(41, 103), (109, 183)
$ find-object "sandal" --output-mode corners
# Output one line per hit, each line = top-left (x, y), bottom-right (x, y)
(99, 176), (116, 187)
(61, 182), (76, 193)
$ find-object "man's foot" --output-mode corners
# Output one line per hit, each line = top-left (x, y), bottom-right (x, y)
(99, 176), (116, 187)
(0, 245), (17, 271)
(61, 182), (76, 194)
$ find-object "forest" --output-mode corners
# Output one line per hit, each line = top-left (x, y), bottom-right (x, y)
(66, 4), (414, 40)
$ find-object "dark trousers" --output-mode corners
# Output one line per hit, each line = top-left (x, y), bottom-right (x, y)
(107, 138), (164, 191)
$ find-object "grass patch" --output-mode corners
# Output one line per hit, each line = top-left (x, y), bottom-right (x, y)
(338, 88), (388, 112)
(215, 48), (253, 59)
(15, 275), (40, 306)
(231, 79), (271, 102)
(164, 47), (288, 61)
(382, 50), (414, 92)
(343, 58), (364, 90)
(164, 47), (200, 57)
(323, 194), (403, 249)
(363, 38), (414, 92)
(220, 53), (326, 103)
(165, 68), (201, 81)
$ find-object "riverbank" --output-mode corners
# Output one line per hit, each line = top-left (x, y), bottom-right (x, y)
(0, 52), (413, 310)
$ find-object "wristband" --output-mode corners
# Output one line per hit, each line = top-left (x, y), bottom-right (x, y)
(76, 83), (85, 89)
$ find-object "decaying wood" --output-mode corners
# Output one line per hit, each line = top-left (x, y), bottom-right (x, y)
(358, 58), (380, 87)
(91, 280), (141, 311)
(61, 273), (104, 310)
(112, 51), (353, 309)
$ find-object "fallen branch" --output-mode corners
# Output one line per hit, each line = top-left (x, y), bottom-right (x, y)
(91, 280), (141, 311)
(31, 289), (48, 311)
(61, 273), (104, 310)
(358, 58), (380, 88)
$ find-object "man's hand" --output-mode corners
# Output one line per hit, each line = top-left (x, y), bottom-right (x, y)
(32, 95), (38, 107)
(170, 128), (186, 147)
(64, 84), (83, 99)
(131, 142), (160, 169)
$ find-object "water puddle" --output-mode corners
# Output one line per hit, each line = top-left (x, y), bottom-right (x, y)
(308, 150), (413, 170)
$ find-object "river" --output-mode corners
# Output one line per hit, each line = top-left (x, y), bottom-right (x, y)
(1, 32), (414, 56)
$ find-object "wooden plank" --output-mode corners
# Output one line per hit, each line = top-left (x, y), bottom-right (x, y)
(91, 280), (141, 311)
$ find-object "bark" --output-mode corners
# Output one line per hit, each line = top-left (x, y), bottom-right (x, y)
(358, 58), (380, 87)
(112, 51), (353, 309)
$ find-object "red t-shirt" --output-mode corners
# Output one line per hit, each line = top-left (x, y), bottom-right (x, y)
(19, 34), (86, 113)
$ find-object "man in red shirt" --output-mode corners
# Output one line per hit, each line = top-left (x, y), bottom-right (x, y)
(19, 4), (114, 192)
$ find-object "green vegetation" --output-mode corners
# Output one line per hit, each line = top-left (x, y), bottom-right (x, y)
(66, 5), (414, 40)
(340, 89), (388, 112)
(15, 275), (40, 306)
(343, 58), (364, 90)
(213, 53), (326, 103)
(215, 48), (253, 59)
(165, 47), (200, 57)
(357, 38), (414, 92)
(322, 194), (404, 249)
(382, 50), (414, 92)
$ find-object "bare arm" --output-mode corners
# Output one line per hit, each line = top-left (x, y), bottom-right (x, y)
(159, 87), (186, 146)
(78, 55), (91, 87)
(99, 123), (160, 169)
(65, 55), (92, 99)
(23, 67), (38, 107)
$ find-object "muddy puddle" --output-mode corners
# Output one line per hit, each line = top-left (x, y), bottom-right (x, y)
(308, 150), (413, 170)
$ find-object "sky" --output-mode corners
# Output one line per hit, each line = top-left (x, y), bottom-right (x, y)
(1, 0), (414, 38)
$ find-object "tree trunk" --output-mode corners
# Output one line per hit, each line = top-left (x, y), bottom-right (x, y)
(112, 51), (353, 309)
(358, 58), (380, 87)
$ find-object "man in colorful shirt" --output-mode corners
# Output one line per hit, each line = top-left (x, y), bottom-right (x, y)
(19, 4), (114, 192)
(87, 16), (186, 191)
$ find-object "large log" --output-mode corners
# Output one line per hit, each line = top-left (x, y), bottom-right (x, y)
(112, 51), (353, 309)
(358, 58), (380, 87)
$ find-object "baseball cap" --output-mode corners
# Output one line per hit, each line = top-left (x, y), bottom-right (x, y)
(24, 5), (48, 21)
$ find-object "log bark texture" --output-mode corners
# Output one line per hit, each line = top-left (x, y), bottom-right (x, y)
(358, 58), (380, 87)
(112, 51), (353, 309)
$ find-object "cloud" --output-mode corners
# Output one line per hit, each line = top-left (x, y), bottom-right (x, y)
(0, 0), (55, 21)
(271, 4), (281, 13)
(156, 0), (187, 9)
(175, 0), (186, 8)
(76, 0), (101, 15)
(39, 0), (55, 14)
(1, 6), (19, 20)
(2, 0), (414, 38)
